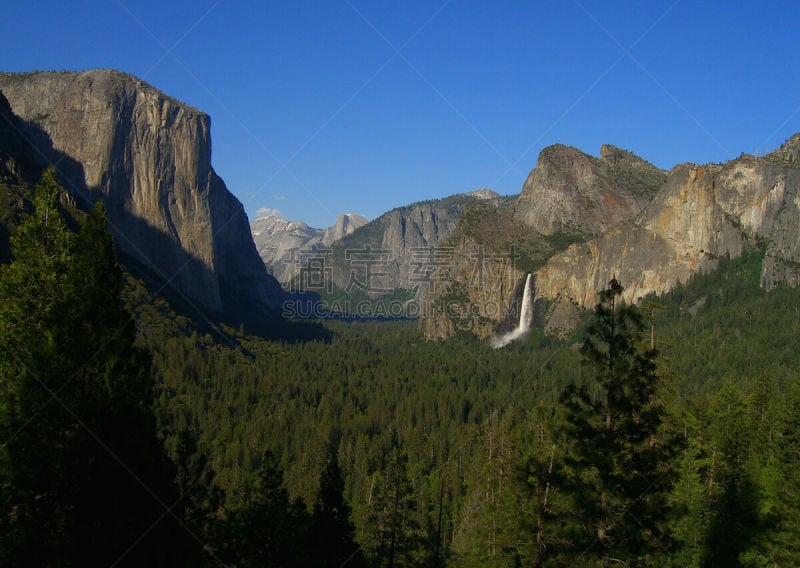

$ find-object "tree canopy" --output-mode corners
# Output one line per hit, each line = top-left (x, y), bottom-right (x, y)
(2, 171), (800, 566)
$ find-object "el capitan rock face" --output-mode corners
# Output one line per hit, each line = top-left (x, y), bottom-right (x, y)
(0, 70), (282, 319)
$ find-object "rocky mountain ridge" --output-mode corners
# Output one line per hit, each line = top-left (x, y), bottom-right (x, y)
(254, 189), (509, 301)
(323, 190), (509, 295)
(535, 136), (800, 321)
(5, 70), (798, 340)
(0, 69), (282, 325)
(514, 143), (666, 236)
(422, 137), (800, 340)
(251, 212), (368, 284)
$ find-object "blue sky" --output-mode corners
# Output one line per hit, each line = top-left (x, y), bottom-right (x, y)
(3, 1), (800, 228)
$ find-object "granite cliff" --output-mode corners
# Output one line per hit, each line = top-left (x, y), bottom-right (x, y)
(323, 212), (369, 246)
(514, 143), (666, 236)
(423, 144), (663, 339)
(0, 70), (281, 322)
(312, 190), (506, 296)
(423, 137), (800, 340)
(535, 136), (800, 322)
(420, 203), (541, 340)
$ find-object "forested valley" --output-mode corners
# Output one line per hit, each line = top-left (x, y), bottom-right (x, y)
(2, 170), (800, 566)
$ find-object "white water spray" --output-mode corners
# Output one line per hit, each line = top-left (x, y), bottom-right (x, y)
(490, 273), (533, 348)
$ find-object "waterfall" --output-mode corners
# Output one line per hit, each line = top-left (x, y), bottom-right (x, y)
(490, 273), (533, 348)
(518, 272), (533, 333)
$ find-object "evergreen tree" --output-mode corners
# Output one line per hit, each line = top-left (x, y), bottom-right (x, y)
(363, 438), (427, 567)
(308, 451), (365, 567)
(729, 374), (791, 566)
(666, 409), (713, 567)
(0, 170), (191, 565)
(758, 381), (800, 565)
(223, 450), (310, 567)
(558, 278), (678, 565)
(451, 410), (527, 567)
(173, 429), (226, 565)
(519, 403), (568, 567)
(703, 382), (760, 566)
(0, 167), (75, 564)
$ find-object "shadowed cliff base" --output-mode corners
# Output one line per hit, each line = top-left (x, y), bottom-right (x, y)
(120, 249), (332, 343)
(0, 89), (88, 259)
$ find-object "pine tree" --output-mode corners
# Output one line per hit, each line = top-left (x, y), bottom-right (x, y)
(760, 381), (800, 565)
(559, 277), (678, 565)
(703, 382), (760, 566)
(173, 429), (226, 564)
(666, 409), (713, 567)
(363, 439), (427, 567)
(0, 170), (191, 565)
(224, 450), (310, 567)
(519, 403), (568, 567)
(451, 410), (527, 567)
(0, 167), (75, 564)
(725, 374), (795, 566)
(308, 452), (365, 567)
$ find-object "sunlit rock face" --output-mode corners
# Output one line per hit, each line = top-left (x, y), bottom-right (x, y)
(535, 135), (800, 317)
(0, 69), (283, 317)
(514, 143), (666, 236)
(423, 135), (800, 339)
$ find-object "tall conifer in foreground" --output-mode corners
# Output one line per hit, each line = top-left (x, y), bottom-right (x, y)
(559, 277), (678, 565)
(0, 167), (75, 564)
(0, 168), (194, 565)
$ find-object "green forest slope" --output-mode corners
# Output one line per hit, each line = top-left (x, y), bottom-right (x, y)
(2, 169), (799, 566)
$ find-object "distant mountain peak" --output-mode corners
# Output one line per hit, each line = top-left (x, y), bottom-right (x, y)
(251, 216), (315, 237)
(599, 144), (660, 169)
(250, 212), (368, 285)
(322, 213), (368, 246)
